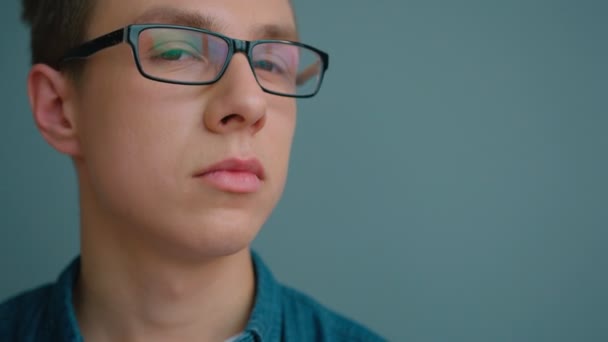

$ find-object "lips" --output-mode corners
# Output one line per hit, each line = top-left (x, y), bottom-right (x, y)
(195, 158), (265, 193)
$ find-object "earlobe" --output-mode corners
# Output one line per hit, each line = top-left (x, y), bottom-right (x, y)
(28, 64), (82, 157)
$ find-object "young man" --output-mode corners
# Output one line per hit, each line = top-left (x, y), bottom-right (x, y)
(0, 0), (385, 341)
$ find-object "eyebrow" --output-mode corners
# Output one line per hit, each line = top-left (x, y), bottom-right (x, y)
(252, 23), (299, 41)
(133, 6), (299, 41)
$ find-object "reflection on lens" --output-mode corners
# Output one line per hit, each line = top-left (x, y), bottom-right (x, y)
(138, 28), (229, 83)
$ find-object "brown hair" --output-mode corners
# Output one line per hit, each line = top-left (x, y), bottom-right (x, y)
(21, 0), (95, 69)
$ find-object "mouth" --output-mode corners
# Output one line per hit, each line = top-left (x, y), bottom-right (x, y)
(194, 157), (265, 193)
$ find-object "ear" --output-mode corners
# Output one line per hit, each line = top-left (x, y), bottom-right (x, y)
(27, 64), (82, 157)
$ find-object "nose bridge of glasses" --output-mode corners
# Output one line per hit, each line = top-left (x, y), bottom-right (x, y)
(225, 38), (255, 73)
(231, 38), (251, 55)
(220, 38), (262, 87)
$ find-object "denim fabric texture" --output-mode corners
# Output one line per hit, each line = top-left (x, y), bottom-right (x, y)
(0, 252), (385, 341)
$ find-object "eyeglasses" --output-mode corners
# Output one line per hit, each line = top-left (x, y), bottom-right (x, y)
(61, 24), (330, 98)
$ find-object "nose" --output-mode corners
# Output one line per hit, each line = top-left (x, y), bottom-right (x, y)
(203, 54), (267, 135)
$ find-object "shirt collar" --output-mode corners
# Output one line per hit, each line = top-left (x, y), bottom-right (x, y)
(244, 251), (284, 341)
(46, 257), (82, 342)
(44, 251), (283, 342)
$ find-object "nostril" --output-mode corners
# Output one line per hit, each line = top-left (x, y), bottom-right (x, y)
(220, 114), (243, 125)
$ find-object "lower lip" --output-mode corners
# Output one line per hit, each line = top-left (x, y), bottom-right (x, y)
(199, 170), (262, 193)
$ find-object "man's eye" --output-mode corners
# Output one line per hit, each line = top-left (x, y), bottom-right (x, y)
(253, 59), (286, 74)
(150, 42), (200, 61)
(158, 49), (188, 61)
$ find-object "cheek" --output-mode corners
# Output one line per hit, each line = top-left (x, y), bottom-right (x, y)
(76, 76), (200, 213)
(262, 101), (297, 190)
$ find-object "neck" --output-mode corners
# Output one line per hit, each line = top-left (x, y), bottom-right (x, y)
(75, 198), (255, 342)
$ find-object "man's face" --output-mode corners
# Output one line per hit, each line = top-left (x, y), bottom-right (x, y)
(72, 0), (297, 257)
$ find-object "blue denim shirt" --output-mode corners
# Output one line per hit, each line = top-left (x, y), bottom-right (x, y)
(0, 252), (385, 341)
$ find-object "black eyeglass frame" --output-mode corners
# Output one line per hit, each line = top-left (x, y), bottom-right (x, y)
(60, 24), (330, 98)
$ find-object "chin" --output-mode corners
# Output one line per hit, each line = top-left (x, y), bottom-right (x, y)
(153, 213), (265, 261)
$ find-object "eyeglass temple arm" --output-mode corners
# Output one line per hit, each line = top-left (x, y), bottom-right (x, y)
(61, 28), (126, 63)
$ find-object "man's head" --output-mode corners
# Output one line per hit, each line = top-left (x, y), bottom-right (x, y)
(23, 0), (327, 261)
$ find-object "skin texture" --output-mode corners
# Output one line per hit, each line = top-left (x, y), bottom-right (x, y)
(27, 0), (298, 341)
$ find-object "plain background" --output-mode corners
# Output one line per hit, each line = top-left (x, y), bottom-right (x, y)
(1, 0), (607, 341)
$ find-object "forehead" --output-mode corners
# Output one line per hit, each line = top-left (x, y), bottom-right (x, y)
(87, 0), (297, 40)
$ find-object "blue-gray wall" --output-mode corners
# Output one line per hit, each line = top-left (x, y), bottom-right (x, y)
(2, 1), (607, 341)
